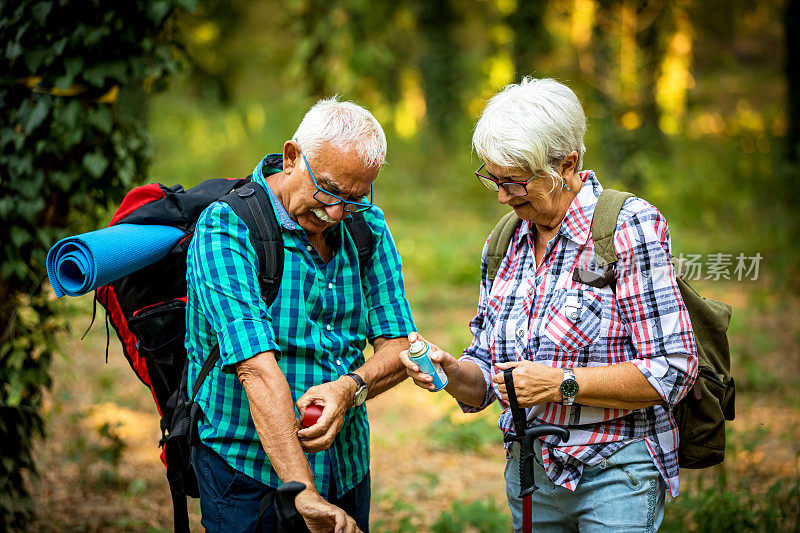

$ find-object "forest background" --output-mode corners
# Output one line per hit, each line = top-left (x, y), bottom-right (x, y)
(2, 0), (800, 531)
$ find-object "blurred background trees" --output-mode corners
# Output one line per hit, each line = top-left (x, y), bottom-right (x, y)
(166, 0), (794, 280)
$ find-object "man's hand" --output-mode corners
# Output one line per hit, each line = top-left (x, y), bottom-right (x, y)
(398, 332), (460, 391)
(295, 488), (361, 533)
(492, 361), (562, 407)
(296, 377), (357, 453)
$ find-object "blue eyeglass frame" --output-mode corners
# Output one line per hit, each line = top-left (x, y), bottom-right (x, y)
(295, 140), (374, 213)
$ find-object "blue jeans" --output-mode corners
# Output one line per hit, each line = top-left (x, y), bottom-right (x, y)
(191, 442), (371, 532)
(504, 439), (664, 532)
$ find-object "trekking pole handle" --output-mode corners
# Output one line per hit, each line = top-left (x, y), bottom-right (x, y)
(502, 367), (571, 498)
(515, 424), (570, 499)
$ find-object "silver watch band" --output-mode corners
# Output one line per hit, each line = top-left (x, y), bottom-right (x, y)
(562, 368), (577, 406)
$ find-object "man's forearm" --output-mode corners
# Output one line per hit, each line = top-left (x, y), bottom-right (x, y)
(236, 351), (316, 489)
(357, 336), (409, 399)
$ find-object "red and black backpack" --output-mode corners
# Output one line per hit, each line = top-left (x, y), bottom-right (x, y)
(94, 155), (374, 532)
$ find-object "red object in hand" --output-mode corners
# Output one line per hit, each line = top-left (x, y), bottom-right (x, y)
(301, 404), (324, 428)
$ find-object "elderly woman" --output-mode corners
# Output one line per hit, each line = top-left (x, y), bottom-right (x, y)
(401, 78), (697, 532)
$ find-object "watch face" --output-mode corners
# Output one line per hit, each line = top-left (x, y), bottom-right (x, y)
(560, 379), (579, 398)
(354, 386), (368, 406)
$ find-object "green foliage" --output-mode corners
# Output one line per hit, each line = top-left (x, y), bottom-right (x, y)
(662, 472), (800, 532)
(431, 499), (508, 533)
(0, 0), (193, 528)
(428, 407), (502, 453)
(372, 492), (417, 533)
(286, 0), (414, 103)
(415, 0), (463, 140)
(94, 422), (127, 469)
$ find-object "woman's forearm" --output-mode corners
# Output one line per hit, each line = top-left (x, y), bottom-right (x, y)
(573, 362), (663, 410)
(444, 359), (492, 407)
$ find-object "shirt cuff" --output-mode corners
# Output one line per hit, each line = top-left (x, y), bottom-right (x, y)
(367, 301), (416, 341)
(629, 354), (688, 410)
(217, 317), (281, 373)
(456, 355), (496, 413)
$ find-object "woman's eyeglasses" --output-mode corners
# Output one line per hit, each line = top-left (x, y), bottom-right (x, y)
(475, 163), (538, 197)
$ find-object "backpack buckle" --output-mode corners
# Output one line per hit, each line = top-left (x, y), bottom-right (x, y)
(237, 187), (255, 198)
(189, 402), (202, 445)
(572, 264), (616, 289)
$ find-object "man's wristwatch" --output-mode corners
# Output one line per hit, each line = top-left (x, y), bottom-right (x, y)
(560, 368), (579, 406)
(345, 373), (368, 407)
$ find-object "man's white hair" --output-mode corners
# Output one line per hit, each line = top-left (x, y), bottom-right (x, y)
(472, 77), (586, 181)
(293, 97), (387, 168)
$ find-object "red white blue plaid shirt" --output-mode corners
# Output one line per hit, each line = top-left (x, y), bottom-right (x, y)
(459, 171), (697, 497)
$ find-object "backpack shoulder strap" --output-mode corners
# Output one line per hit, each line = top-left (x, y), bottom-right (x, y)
(487, 211), (521, 282)
(343, 212), (375, 275)
(592, 189), (634, 265)
(219, 181), (284, 307)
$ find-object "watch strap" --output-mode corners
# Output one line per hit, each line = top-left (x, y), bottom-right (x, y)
(561, 368), (577, 406)
(345, 372), (366, 388)
(345, 372), (367, 406)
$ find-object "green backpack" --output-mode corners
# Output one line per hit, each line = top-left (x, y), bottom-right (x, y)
(486, 189), (736, 469)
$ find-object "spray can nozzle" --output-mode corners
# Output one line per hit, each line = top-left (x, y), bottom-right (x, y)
(409, 339), (427, 354)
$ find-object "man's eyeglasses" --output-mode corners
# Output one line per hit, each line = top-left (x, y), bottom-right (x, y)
(296, 140), (374, 213)
(475, 163), (537, 197)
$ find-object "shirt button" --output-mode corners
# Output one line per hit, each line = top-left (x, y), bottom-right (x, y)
(528, 287), (534, 295)
(570, 311), (580, 321)
(328, 282), (334, 289)
(326, 324), (332, 331)
(335, 359), (342, 365)
(306, 245), (313, 252)
(516, 327), (525, 338)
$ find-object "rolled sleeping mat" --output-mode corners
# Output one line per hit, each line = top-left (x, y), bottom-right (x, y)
(47, 223), (185, 298)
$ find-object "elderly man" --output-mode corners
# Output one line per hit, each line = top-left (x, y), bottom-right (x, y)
(185, 98), (415, 533)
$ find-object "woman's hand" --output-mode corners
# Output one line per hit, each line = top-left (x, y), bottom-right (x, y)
(492, 361), (562, 407)
(398, 332), (460, 391)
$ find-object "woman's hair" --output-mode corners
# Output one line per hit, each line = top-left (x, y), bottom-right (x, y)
(472, 77), (586, 182)
(293, 96), (387, 168)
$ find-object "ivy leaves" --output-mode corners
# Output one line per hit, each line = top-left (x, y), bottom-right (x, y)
(0, 1), (192, 528)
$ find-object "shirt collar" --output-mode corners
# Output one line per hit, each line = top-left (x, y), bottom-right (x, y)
(559, 170), (602, 245)
(251, 153), (296, 230)
(512, 170), (602, 249)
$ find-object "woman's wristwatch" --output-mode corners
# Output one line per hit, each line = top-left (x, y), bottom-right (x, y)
(560, 368), (579, 406)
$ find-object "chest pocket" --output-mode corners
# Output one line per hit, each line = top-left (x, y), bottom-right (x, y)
(542, 289), (603, 352)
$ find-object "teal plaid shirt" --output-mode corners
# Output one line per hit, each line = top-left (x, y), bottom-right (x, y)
(185, 154), (415, 498)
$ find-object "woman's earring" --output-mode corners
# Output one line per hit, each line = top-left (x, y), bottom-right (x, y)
(562, 178), (571, 192)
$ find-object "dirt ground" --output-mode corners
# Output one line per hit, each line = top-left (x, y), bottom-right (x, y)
(27, 283), (800, 531)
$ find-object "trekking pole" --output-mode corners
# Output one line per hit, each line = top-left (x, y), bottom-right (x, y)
(255, 481), (311, 533)
(503, 368), (570, 533)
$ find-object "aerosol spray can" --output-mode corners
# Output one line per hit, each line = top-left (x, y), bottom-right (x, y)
(408, 339), (448, 391)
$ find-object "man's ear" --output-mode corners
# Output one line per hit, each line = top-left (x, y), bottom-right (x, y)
(283, 140), (300, 175)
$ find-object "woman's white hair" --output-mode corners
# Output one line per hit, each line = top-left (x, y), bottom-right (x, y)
(293, 97), (387, 168)
(472, 77), (586, 182)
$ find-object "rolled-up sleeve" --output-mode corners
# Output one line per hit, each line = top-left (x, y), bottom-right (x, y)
(360, 207), (416, 341)
(614, 205), (698, 409)
(188, 203), (281, 372)
(458, 241), (498, 413)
